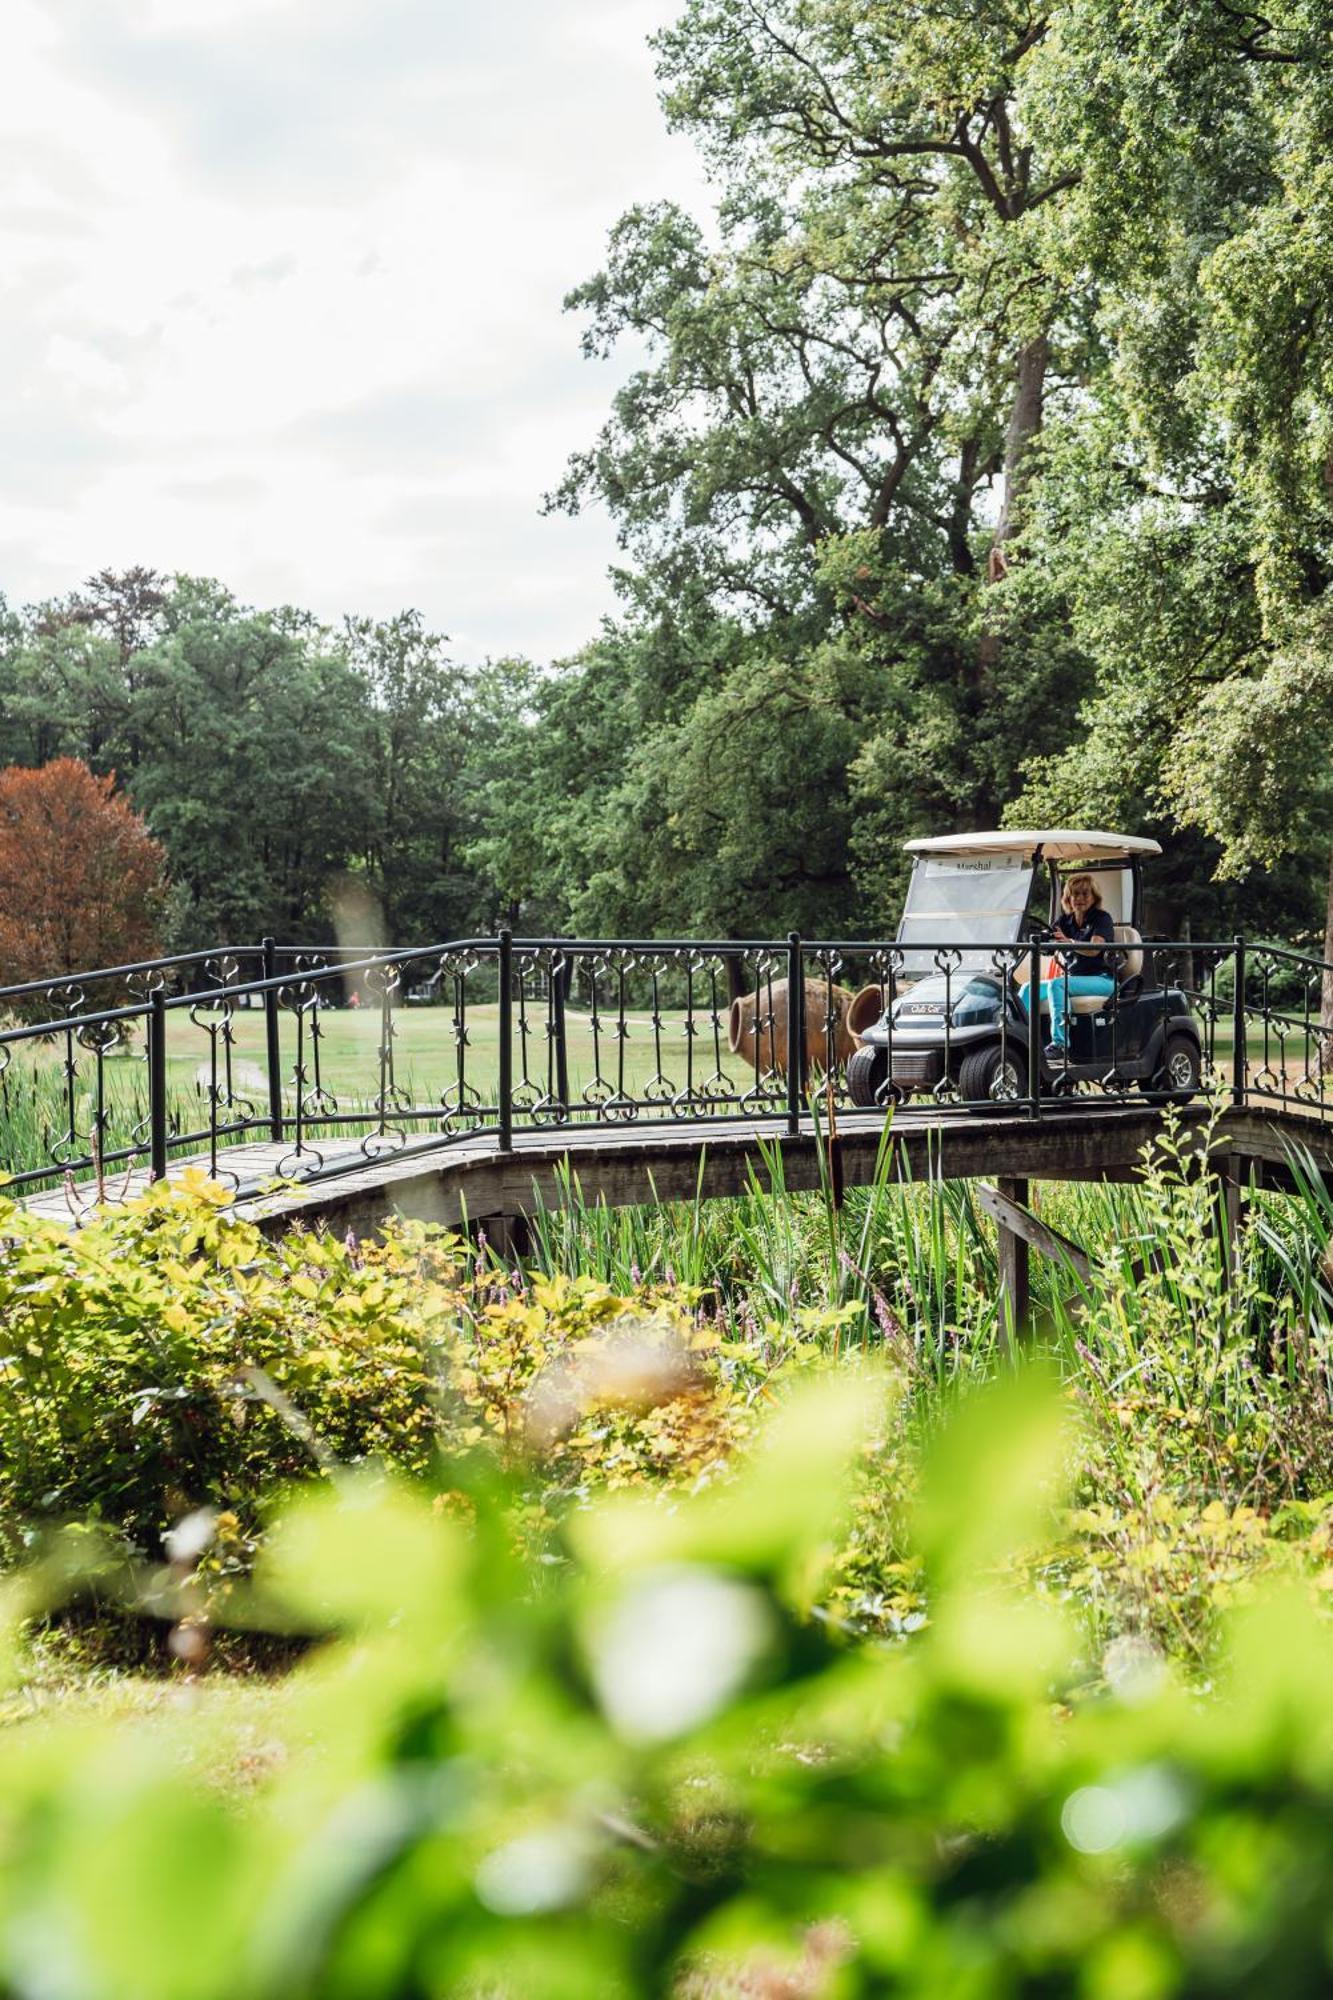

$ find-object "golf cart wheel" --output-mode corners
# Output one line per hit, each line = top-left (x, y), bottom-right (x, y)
(1155, 1033), (1201, 1105)
(958, 1043), (1025, 1107)
(847, 1045), (888, 1108)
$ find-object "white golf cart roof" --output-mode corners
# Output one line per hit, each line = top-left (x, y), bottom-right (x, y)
(904, 829), (1161, 863)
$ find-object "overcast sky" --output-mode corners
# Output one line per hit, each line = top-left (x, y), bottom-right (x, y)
(1, 0), (709, 661)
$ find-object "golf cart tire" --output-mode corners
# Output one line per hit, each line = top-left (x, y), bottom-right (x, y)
(958, 1043), (1024, 1108)
(847, 1045), (888, 1108)
(1155, 1033), (1201, 1105)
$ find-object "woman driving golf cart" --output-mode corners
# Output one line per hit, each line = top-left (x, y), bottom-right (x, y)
(1019, 872), (1116, 1058)
(845, 828), (1203, 1107)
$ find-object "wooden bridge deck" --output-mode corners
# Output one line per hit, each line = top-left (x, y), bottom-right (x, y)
(21, 1099), (1333, 1239)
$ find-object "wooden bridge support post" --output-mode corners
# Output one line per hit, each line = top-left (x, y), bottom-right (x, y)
(1211, 1151), (1245, 1290)
(477, 1211), (530, 1269)
(996, 1174), (1030, 1355)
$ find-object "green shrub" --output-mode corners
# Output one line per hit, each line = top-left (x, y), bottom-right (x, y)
(0, 1176), (761, 1579)
(5, 1101), (1333, 1680)
(0, 1175), (445, 1566)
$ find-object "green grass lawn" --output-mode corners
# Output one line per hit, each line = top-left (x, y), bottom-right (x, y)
(0, 1003), (777, 1182)
(83, 1007), (1320, 1105)
(7, 1004), (1318, 1106)
(154, 1002), (754, 1108)
(2, 1660), (301, 1798)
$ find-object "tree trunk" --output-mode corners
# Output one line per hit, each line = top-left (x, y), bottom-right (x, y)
(994, 331), (1049, 551)
(1312, 836), (1320, 1072)
(947, 435), (981, 576)
(1321, 841), (1333, 1072)
(978, 331), (1049, 673)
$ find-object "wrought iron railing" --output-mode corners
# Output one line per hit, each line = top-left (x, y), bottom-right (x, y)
(0, 932), (1326, 1203)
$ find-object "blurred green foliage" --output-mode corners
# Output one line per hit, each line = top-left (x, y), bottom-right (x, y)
(6, 1371), (1333, 1995)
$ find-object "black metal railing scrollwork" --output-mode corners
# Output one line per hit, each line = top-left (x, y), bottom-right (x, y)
(0, 930), (1329, 1206)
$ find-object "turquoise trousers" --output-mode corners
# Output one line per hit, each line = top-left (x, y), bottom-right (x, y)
(1019, 973), (1116, 1048)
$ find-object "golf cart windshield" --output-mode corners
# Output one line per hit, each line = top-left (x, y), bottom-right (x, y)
(897, 852), (1034, 975)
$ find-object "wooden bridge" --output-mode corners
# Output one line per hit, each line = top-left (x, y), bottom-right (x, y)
(7, 927), (1333, 1340)
(36, 1096), (1308, 1236)
(23, 1093), (1333, 1347)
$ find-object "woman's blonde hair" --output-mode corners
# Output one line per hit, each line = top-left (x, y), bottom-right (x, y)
(1061, 872), (1102, 915)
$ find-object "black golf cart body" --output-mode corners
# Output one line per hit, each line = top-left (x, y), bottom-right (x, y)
(848, 830), (1203, 1106)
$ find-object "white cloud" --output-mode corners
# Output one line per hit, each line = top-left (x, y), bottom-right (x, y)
(0, 0), (708, 657)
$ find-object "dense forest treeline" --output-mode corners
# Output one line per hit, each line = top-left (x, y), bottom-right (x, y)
(0, 571), (534, 952)
(4, 0), (1333, 956)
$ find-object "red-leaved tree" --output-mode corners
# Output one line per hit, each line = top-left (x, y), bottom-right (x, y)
(0, 759), (169, 986)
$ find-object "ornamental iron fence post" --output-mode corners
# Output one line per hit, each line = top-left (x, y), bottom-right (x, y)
(149, 987), (168, 1180)
(1232, 936), (1246, 1109)
(498, 929), (513, 1153)
(261, 936), (283, 1143)
(786, 932), (802, 1136)
(1028, 940), (1041, 1118)
(552, 950), (570, 1116)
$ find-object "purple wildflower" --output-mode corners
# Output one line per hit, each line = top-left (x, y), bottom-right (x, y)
(873, 1289), (901, 1342)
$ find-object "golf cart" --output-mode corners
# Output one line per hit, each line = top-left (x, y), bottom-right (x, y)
(846, 830), (1203, 1108)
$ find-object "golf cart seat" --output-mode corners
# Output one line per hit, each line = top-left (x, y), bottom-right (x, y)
(1066, 924), (1144, 1012)
(1112, 923), (1144, 978)
(1017, 925), (1144, 1013)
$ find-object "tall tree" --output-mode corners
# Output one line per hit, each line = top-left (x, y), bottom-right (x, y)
(541, 0), (1106, 932)
(124, 581), (377, 947)
(0, 577), (380, 947)
(344, 613), (487, 943)
(558, 3), (1090, 616)
(0, 758), (168, 986)
(1009, 0), (1333, 968)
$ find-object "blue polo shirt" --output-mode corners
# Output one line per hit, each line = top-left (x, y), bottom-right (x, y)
(1054, 908), (1116, 978)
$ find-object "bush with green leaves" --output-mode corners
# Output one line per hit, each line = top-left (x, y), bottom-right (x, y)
(5, 1097), (1333, 1680)
(0, 1174), (449, 1566)
(6, 1372), (1333, 1996)
(0, 1173), (764, 1581)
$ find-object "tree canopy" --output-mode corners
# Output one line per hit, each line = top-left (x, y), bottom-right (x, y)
(529, 0), (1333, 942)
(4, 3), (1332, 959)
(0, 758), (168, 984)
(0, 574), (525, 953)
